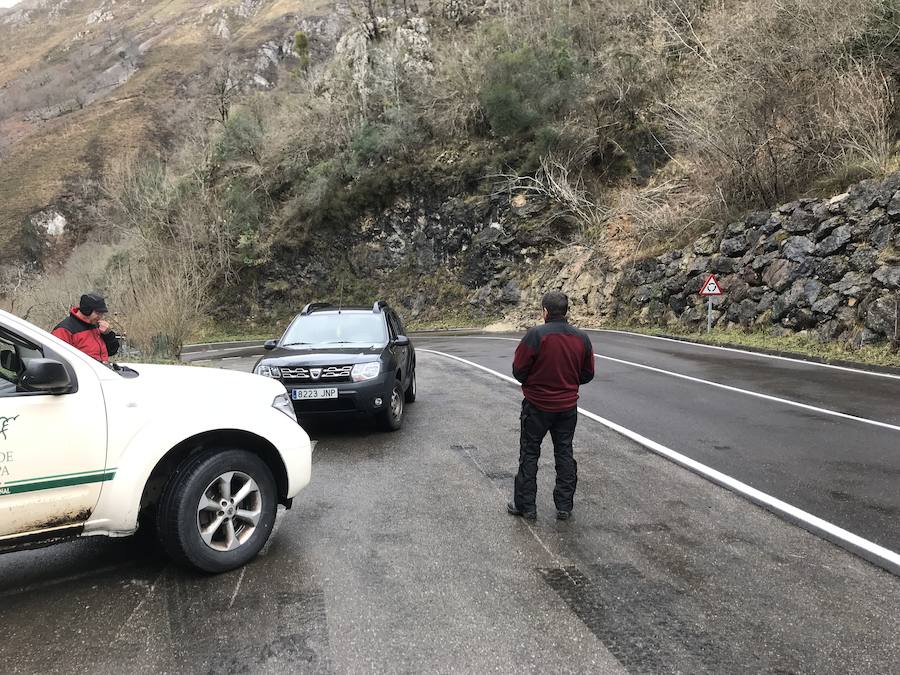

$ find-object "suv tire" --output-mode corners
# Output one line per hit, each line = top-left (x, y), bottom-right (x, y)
(156, 448), (278, 573)
(404, 368), (417, 403)
(376, 380), (404, 431)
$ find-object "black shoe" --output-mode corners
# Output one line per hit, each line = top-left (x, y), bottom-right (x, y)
(507, 501), (536, 520)
(556, 510), (571, 521)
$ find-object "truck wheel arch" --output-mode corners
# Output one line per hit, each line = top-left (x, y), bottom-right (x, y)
(138, 429), (291, 520)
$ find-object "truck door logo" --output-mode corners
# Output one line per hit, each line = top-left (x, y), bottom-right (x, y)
(0, 415), (17, 440)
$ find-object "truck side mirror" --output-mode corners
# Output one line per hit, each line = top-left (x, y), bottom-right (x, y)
(20, 358), (73, 394)
(393, 336), (410, 347)
(263, 339), (278, 350)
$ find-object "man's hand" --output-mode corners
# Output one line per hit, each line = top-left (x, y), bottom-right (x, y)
(98, 320), (111, 334)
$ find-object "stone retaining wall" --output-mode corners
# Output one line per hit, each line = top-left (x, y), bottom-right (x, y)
(610, 174), (900, 345)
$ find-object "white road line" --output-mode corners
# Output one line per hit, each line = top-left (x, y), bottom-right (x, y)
(423, 336), (900, 433)
(594, 352), (900, 433)
(589, 328), (900, 381)
(419, 347), (900, 576)
(228, 567), (246, 609)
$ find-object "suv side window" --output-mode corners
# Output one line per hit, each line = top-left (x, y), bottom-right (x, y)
(0, 330), (42, 398)
(393, 312), (407, 336)
(384, 311), (397, 340)
(386, 312), (402, 340)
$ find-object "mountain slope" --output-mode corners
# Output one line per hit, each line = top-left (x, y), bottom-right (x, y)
(0, 0), (329, 258)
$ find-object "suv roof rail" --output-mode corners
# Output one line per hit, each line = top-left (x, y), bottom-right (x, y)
(372, 300), (389, 313)
(301, 302), (333, 315)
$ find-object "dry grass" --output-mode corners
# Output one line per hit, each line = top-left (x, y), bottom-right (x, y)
(0, 0), (326, 260)
(4, 0), (900, 338)
(607, 175), (718, 257)
(604, 323), (900, 369)
(0, 98), (153, 257)
(0, 241), (128, 328)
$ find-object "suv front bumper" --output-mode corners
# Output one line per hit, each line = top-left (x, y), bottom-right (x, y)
(285, 374), (394, 416)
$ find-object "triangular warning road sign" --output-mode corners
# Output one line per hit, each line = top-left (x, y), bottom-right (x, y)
(699, 273), (723, 296)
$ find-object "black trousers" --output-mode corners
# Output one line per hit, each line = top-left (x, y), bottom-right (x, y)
(513, 399), (578, 513)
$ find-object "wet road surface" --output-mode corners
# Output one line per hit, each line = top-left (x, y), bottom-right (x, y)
(417, 331), (900, 556)
(2, 345), (899, 673)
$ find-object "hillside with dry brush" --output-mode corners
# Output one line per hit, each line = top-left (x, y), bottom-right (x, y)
(1, 0), (899, 356)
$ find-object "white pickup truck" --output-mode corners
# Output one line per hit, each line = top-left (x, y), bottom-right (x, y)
(0, 309), (312, 573)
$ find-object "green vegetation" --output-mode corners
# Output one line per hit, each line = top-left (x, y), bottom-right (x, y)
(4, 0), (900, 351)
(293, 32), (310, 71)
(214, 108), (264, 165)
(479, 43), (579, 138)
(408, 313), (500, 332)
(188, 323), (284, 345)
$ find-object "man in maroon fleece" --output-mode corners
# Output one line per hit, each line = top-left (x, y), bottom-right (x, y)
(508, 291), (594, 521)
(52, 293), (120, 363)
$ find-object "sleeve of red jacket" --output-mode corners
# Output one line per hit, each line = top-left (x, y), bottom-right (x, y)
(512, 329), (540, 383)
(51, 326), (75, 346)
(101, 330), (120, 357)
(579, 333), (595, 384)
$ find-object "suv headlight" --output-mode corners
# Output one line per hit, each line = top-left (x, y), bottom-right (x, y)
(256, 364), (282, 378)
(351, 362), (381, 382)
(272, 392), (297, 422)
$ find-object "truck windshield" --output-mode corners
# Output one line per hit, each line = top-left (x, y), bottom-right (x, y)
(282, 313), (387, 346)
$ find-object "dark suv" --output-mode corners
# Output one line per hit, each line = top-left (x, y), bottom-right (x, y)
(252, 302), (416, 431)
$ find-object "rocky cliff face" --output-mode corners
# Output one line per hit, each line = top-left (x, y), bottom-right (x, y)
(579, 174), (900, 346)
(288, 172), (900, 347)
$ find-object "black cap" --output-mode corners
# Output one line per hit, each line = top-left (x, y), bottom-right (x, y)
(79, 293), (108, 315)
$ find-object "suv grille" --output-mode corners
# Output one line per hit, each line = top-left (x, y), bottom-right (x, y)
(281, 365), (353, 382)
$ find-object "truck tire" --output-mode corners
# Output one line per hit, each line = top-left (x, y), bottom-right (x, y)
(156, 448), (278, 573)
(376, 380), (404, 431)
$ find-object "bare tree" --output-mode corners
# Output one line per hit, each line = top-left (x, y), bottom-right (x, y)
(208, 63), (241, 125)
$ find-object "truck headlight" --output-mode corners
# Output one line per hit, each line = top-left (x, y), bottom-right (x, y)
(272, 392), (297, 422)
(256, 364), (281, 378)
(351, 362), (381, 382)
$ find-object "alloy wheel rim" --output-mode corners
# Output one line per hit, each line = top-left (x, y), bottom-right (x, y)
(391, 385), (403, 420)
(197, 471), (262, 552)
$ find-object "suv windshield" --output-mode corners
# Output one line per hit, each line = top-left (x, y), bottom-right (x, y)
(282, 313), (387, 346)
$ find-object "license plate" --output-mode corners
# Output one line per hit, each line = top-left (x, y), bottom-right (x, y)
(292, 388), (338, 400)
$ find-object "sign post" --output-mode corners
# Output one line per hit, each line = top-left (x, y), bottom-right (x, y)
(699, 273), (723, 333)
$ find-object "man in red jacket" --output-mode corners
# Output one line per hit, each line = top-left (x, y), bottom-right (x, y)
(508, 291), (594, 521)
(52, 293), (120, 363)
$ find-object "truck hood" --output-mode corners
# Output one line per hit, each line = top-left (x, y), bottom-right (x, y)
(107, 362), (284, 403)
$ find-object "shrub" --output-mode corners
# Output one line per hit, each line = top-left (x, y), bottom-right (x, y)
(293, 31), (310, 71)
(829, 59), (898, 176)
(479, 42), (580, 138)
(349, 106), (425, 165)
(214, 109), (264, 165)
(843, 0), (900, 67)
(223, 179), (264, 233)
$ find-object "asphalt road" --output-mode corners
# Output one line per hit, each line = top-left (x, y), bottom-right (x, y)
(416, 330), (900, 556)
(2, 342), (899, 673)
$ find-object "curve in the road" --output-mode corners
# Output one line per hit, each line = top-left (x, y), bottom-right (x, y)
(590, 329), (900, 380)
(418, 347), (900, 577)
(461, 336), (900, 432)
